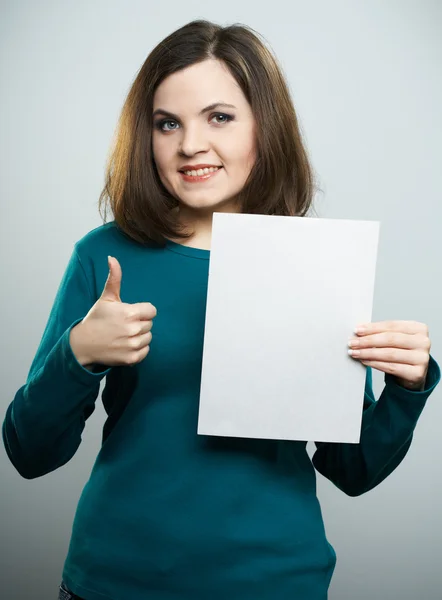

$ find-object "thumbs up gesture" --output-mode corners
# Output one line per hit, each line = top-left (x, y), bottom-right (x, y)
(70, 256), (157, 368)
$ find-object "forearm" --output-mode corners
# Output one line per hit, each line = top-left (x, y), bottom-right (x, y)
(3, 320), (109, 479)
(312, 356), (441, 496)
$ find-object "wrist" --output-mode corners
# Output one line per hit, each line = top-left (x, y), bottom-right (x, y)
(69, 321), (94, 368)
(394, 376), (426, 392)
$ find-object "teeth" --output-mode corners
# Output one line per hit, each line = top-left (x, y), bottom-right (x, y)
(183, 166), (220, 176)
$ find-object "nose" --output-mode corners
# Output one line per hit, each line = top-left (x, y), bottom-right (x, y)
(178, 124), (209, 157)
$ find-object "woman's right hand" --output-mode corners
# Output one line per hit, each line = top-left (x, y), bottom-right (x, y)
(69, 256), (157, 368)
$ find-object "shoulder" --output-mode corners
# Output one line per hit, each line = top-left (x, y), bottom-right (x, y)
(74, 221), (123, 256)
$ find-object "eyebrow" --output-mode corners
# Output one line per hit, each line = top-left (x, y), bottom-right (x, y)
(152, 102), (237, 120)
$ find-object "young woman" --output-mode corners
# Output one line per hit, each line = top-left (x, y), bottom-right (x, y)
(3, 19), (440, 600)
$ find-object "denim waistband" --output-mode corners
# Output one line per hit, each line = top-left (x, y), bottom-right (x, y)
(58, 580), (84, 600)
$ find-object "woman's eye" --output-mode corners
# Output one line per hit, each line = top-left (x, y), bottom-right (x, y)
(157, 120), (179, 132)
(212, 113), (234, 125)
(155, 113), (234, 132)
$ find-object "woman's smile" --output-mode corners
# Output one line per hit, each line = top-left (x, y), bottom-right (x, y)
(179, 166), (223, 183)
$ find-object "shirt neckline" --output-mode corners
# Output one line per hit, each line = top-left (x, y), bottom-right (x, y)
(165, 239), (210, 260)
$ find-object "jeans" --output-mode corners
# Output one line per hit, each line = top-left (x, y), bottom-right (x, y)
(58, 580), (85, 600)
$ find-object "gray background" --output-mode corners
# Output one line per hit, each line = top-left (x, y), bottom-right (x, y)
(1, 1), (441, 598)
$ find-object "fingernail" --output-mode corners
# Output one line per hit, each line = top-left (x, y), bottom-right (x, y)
(354, 325), (366, 334)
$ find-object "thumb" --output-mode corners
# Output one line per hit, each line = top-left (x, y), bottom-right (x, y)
(100, 255), (122, 302)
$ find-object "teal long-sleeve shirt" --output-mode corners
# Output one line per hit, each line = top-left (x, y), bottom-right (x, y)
(3, 221), (441, 600)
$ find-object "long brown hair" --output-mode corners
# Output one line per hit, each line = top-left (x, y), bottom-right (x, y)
(98, 20), (318, 247)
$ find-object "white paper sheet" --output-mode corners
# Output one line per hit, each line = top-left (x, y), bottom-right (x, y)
(197, 213), (380, 443)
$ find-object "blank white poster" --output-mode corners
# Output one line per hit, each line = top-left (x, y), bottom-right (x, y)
(197, 213), (380, 443)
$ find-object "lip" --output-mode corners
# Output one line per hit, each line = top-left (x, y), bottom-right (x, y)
(179, 167), (222, 183)
(178, 164), (222, 172)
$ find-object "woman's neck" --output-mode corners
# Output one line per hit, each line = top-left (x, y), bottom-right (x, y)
(168, 199), (241, 250)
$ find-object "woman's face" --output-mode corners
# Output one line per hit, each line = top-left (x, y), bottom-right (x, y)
(152, 59), (257, 214)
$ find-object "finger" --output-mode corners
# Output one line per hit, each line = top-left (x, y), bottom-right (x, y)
(129, 331), (153, 350)
(101, 256), (122, 302)
(131, 302), (157, 321)
(348, 347), (426, 365)
(358, 360), (418, 379)
(354, 320), (428, 336)
(349, 331), (429, 350)
(128, 320), (153, 336)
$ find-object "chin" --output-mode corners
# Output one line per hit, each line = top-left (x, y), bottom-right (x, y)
(179, 195), (231, 211)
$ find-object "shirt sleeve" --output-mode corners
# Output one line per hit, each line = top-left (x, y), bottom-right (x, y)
(2, 247), (111, 479)
(312, 355), (441, 496)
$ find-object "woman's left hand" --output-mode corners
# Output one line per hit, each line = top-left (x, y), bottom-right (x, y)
(348, 320), (431, 391)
